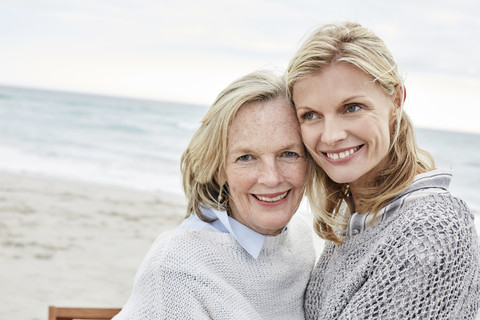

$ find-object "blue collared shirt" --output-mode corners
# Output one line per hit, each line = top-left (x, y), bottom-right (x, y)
(178, 206), (272, 259)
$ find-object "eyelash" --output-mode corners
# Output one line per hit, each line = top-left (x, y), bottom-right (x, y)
(282, 151), (299, 159)
(300, 104), (363, 120)
(237, 154), (252, 162)
(345, 104), (361, 113)
(236, 151), (299, 162)
(301, 112), (317, 120)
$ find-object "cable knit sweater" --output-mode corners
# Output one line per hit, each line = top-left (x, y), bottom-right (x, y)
(305, 171), (480, 319)
(114, 214), (315, 320)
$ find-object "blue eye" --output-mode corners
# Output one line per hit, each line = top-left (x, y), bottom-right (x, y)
(282, 151), (298, 158)
(237, 154), (252, 162)
(302, 112), (316, 120)
(346, 104), (361, 113)
(281, 151), (301, 162)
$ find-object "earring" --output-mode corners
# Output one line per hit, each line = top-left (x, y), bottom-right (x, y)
(344, 184), (355, 212)
(217, 193), (223, 211)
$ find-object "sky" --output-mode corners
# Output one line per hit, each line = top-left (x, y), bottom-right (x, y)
(1, 0), (479, 133)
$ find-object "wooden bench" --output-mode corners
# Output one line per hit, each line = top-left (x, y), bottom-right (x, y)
(48, 306), (121, 320)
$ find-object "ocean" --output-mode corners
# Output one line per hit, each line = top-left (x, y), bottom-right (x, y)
(1, 85), (479, 219)
(0, 85), (207, 196)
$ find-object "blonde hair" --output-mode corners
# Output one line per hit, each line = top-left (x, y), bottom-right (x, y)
(180, 70), (297, 220)
(286, 21), (435, 243)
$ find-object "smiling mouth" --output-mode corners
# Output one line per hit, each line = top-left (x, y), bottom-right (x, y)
(254, 191), (289, 203)
(324, 145), (362, 160)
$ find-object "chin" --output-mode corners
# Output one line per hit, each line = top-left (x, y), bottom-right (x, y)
(327, 175), (351, 184)
(324, 170), (359, 184)
(262, 220), (290, 234)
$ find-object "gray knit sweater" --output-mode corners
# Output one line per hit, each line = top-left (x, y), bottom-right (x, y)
(114, 214), (315, 319)
(305, 170), (480, 319)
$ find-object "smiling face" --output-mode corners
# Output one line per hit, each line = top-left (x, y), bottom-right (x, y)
(223, 97), (307, 235)
(292, 63), (399, 193)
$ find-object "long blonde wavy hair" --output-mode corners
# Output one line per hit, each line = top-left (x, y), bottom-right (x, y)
(286, 22), (435, 243)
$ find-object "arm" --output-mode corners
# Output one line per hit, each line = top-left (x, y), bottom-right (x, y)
(113, 234), (214, 320)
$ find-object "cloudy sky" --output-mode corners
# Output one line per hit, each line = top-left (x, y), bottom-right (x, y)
(1, 0), (479, 133)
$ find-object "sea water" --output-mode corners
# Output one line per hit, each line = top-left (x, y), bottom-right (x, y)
(0, 85), (207, 195)
(0, 85), (479, 219)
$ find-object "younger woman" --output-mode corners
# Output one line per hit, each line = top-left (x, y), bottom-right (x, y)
(287, 21), (480, 319)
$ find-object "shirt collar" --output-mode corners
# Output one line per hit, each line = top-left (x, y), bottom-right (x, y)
(212, 208), (266, 259)
(347, 168), (452, 236)
(179, 206), (267, 259)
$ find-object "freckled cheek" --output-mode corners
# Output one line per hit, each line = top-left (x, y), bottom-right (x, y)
(226, 170), (257, 194)
(282, 162), (308, 187)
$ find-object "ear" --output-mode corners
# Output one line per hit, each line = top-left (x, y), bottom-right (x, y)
(390, 85), (404, 123)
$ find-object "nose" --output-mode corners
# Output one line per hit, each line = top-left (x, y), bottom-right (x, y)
(321, 117), (347, 146)
(258, 158), (283, 186)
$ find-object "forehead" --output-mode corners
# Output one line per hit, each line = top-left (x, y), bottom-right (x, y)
(292, 63), (389, 107)
(228, 98), (300, 147)
(295, 64), (371, 93)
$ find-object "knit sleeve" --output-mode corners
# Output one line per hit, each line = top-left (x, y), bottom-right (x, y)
(338, 195), (480, 319)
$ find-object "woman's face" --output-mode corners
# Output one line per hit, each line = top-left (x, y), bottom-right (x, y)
(292, 63), (398, 192)
(224, 97), (307, 235)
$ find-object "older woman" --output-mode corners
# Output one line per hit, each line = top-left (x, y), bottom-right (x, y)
(113, 70), (316, 319)
(286, 22), (480, 319)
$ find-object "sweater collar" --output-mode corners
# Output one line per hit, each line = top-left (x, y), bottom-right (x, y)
(347, 168), (452, 236)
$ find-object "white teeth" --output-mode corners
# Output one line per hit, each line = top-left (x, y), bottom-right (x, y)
(326, 147), (359, 160)
(256, 191), (288, 202)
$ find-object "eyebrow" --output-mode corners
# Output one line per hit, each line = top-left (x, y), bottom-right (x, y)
(229, 142), (304, 155)
(296, 95), (368, 110)
(340, 95), (366, 105)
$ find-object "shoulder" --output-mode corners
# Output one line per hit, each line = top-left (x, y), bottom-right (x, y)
(140, 228), (231, 270)
(282, 212), (317, 260)
(288, 211), (314, 233)
(382, 193), (479, 263)
(397, 193), (474, 234)
(284, 212), (316, 248)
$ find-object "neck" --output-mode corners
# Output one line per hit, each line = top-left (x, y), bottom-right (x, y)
(349, 155), (391, 211)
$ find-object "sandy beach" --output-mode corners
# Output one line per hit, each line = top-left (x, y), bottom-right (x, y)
(0, 171), (187, 320)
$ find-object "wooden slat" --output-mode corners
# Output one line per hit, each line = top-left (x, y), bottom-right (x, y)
(48, 306), (57, 320)
(49, 306), (121, 320)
